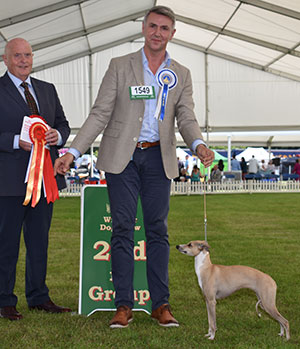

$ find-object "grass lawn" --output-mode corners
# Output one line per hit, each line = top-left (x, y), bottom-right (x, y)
(0, 193), (299, 348)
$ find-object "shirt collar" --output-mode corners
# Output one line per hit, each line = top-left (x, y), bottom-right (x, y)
(7, 71), (32, 88)
(141, 48), (171, 70)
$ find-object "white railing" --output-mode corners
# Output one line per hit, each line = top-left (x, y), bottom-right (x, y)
(60, 183), (83, 197)
(59, 180), (300, 198)
(170, 179), (300, 195)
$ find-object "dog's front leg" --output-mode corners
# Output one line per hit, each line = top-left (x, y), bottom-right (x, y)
(205, 298), (217, 340)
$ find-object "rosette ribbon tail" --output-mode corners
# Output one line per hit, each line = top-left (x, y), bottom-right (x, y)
(159, 83), (169, 121)
(23, 129), (46, 207)
(43, 149), (59, 204)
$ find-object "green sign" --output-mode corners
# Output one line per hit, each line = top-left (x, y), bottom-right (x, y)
(79, 185), (151, 316)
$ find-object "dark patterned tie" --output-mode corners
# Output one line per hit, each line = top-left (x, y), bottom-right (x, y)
(21, 82), (39, 115)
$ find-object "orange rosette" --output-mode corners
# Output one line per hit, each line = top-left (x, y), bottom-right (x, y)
(23, 118), (59, 207)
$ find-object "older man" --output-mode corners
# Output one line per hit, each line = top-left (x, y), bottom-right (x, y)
(0, 38), (71, 320)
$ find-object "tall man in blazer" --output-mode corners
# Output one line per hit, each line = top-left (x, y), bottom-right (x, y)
(0, 38), (71, 320)
(55, 6), (214, 328)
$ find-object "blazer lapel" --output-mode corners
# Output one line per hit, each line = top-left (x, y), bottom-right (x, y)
(130, 50), (144, 86)
(31, 78), (44, 115)
(1, 73), (30, 114)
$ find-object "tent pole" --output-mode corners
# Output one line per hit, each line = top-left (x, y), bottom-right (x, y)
(204, 53), (209, 145)
(228, 135), (232, 171)
(267, 136), (273, 161)
(203, 53), (208, 242)
(88, 53), (94, 178)
(204, 53), (211, 179)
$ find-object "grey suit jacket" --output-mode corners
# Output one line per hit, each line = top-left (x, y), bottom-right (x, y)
(71, 49), (203, 179)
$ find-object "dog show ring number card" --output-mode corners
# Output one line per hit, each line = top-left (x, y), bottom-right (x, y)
(129, 85), (155, 100)
(79, 185), (151, 316)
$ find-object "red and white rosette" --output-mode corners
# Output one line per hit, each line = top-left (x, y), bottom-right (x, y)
(23, 115), (59, 207)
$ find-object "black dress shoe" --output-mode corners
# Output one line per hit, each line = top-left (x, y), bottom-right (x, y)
(0, 306), (23, 320)
(29, 300), (71, 313)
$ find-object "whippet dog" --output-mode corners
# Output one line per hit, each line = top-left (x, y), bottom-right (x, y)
(176, 240), (290, 341)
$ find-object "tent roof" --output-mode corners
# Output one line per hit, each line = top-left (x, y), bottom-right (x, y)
(1, 0), (300, 148)
(1, 0), (300, 80)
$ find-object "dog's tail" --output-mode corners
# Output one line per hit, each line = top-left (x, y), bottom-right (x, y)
(255, 299), (263, 318)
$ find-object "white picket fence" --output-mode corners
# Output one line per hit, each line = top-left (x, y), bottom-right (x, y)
(59, 179), (300, 197)
(170, 179), (300, 195)
(59, 183), (83, 197)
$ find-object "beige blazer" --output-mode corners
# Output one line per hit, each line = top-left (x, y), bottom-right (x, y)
(71, 49), (203, 179)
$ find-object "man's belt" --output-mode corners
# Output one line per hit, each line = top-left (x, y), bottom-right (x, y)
(136, 141), (160, 150)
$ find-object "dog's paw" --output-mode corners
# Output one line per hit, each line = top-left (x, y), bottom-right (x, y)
(204, 333), (215, 340)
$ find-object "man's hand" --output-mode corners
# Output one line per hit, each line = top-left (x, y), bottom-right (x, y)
(196, 144), (215, 167)
(45, 128), (58, 146)
(54, 153), (74, 176)
(19, 139), (32, 152)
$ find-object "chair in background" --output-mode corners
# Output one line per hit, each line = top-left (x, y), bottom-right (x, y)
(244, 174), (255, 180)
(224, 174), (235, 181)
(282, 173), (299, 181)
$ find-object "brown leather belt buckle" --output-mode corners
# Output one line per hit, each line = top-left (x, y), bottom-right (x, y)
(136, 141), (160, 150)
(137, 141), (148, 150)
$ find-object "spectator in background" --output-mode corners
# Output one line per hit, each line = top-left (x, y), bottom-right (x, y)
(260, 159), (267, 173)
(218, 159), (224, 172)
(191, 164), (202, 182)
(240, 157), (248, 180)
(179, 168), (188, 182)
(177, 157), (184, 171)
(210, 164), (222, 183)
(267, 160), (275, 174)
(231, 154), (241, 171)
(292, 158), (300, 180)
(184, 154), (190, 175)
(248, 155), (259, 174)
(174, 157), (184, 182)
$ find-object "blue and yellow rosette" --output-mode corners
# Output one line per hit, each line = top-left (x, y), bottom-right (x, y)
(154, 68), (178, 121)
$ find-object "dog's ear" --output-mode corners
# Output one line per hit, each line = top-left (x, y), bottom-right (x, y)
(199, 242), (210, 252)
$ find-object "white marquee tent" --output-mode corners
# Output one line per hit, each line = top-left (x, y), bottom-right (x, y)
(1, 0), (300, 148)
(235, 146), (273, 161)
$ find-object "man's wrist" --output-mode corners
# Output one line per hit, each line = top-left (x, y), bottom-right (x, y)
(68, 148), (81, 160)
(192, 139), (206, 153)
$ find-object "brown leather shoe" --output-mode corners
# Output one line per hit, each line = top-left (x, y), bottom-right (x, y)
(151, 304), (179, 327)
(29, 300), (71, 313)
(109, 305), (133, 328)
(0, 306), (23, 321)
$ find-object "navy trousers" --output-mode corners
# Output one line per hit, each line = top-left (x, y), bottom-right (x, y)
(105, 145), (171, 311)
(0, 196), (52, 307)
